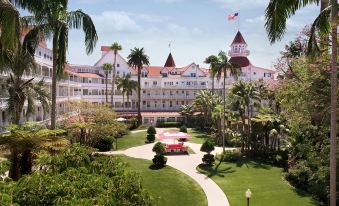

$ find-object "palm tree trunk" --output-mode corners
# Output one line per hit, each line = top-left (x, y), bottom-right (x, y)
(9, 148), (20, 181)
(111, 52), (117, 108)
(20, 148), (32, 175)
(51, 32), (59, 130)
(122, 93), (125, 114)
(105, 75), (108, 103)
(212, 75), (215, 94)
(222, 69), (226, 153)
(137, 66), (142, 125)
(329, 0), (338, 204)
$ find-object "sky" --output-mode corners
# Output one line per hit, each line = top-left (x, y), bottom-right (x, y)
(66, 0), (319, 69)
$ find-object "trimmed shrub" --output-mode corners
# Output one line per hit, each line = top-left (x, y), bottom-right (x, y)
(152, 142), (166, 155)
(179, 125), (187, 133)
(202, 154), (215, 165)
(94, 136), (114, 152)
(222, 150), (241, 162)
(146, 126), (156, 143)
(152, 154), (167, 167)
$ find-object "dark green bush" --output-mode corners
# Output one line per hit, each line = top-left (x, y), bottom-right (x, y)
(152, 154), (167, 167)
(146, 126), (156, 143)
(200, 140), (215, 154)
(152, 142), (166, 155)
(222, 150), (241, 162)
(179, 125), (187, 133)
(94, 136), (114, 152)
(202, 154), (215, 165)
(147, 134), (155, 143)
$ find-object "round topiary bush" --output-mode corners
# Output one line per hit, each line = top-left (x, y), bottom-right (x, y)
(147, 134), (155, 143)
(180, 125), (187, 133)
(200, 140), (215, 165)
(152, 142), (167, 167)
(147, 126), (156, 134)
(95, 136), (114, 152)
(152, 142), (166, 155)
(202, 154), (215, 165)
(146, 126), (157, 143)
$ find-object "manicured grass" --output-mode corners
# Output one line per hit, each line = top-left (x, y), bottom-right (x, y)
(187, 128), (211, 144)
(197, 157), (318, 206)
(118, 155), (207, 206)
(117, 131), (147, 150)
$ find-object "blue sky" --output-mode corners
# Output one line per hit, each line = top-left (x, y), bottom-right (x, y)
(67, 0), (319, 69)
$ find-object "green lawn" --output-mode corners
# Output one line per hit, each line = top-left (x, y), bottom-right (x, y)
(187, 128), (211, 144)
(197, 157), (318, 206)
(117, 131), (147, 150)
(118, 155), (207, 206)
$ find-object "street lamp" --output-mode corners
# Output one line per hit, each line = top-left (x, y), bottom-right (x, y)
(245, 189), (252, 206)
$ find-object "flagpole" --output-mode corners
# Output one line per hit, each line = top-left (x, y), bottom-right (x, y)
(237, 13), (240, 31)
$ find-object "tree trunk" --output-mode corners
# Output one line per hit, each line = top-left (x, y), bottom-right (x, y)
(329, 0), (338, 204)
(111, 52), (117, 108)
(9, 148), (20, 181)
(222, 69), (226, 153)
(137, 66), (142, 125)
(20, 148), (32, 175)
(51, 32), (59, 130)
(122, 93), (125, 114)
(211, 75), (215, 94)
(105, 74), (108, 103)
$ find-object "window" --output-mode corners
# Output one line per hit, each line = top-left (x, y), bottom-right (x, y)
(264, 73), (272, 77)
(190, 73), (196, 77)
(201, 82), (206, 85)
(83, 89), (88, 95)
(143, 101), (146, 105)
(170, 101), (173, 107)
(2, 111), (6, 123)
(39, 51), (41, 56)
(253, 72), (256, 75)
(153, 81), (157, 85)
(162, 73), (168, 78)
(117, 64), (120, 67)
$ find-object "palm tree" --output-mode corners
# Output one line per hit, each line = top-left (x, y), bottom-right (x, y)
(127, 48), (150, 125)
(0, 122), (66, 180)
(204, 55), (219, 94)
(116, 74), (137, 113)
(125, 77), (138, 111)
(265, 0), (337, 203)
(23, 1), (98, 129)
(102, 63), (112, 103)
(216, 51), (241, 153)
(180, 104), (194, 125)
(110, 42), (122, 108)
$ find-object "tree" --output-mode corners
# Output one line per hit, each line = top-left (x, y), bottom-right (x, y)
(265, 0), (337, 203)
(109, 42), (122, 108)
(204, 55), (219, 94)
(116, 74), (136, 113)
(146, 125), (156, 143)
(102, 63), (112, 103)
(180, 104), (194, 125)
(200, 140), (215, 165)
(152, 142), (167, 167)
(0, 40), (50, 125)
(216, 51), (241, 152)
(0, 122), (66, 180)
(23, 1), (98, 129)
(127, 48), (150, 125)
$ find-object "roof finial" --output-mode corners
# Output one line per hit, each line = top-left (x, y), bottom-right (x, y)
(168, 41), (172, 53)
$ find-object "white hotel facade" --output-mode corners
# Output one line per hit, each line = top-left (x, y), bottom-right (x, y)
(0, 31), (276, 126)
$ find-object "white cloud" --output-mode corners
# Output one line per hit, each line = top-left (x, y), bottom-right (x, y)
(211, 0), (269, 10)
(246, 15), (264, 23)
(91, 11), (141, 33)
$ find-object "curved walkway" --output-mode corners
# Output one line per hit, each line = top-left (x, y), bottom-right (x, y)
(100, 128), (234, 206)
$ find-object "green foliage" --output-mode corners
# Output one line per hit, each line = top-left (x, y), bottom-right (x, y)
(179, 125), (187, 133)
(147, 126), (156, 134)
(2, 145), (151, 206)
(156, 122), (182, 128)
(200, 140), (215, 154)
(152, 142), (166, 155)
(94, 136), (114, 152)
(152, 154), (167, 167)
(202, 154), (215, 165)
(222, 150), (241, 162)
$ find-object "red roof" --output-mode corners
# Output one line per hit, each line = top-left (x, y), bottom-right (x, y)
(230, 56), (250, 67)
(101, 46), (110, 52)
(146, 66), (163, 77)
(232, 31), (247, 45)
(164, 53), (176, 67)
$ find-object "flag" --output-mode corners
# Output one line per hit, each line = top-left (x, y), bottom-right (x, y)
(228, 13), (238, 21)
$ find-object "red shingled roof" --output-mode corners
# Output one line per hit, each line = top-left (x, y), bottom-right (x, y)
(229, 56), (250, 67)
(101, 46), (110, 52)
(232, 31), (247, 45)
(146, 66), (163, 77)
(164, 53), (176, 67)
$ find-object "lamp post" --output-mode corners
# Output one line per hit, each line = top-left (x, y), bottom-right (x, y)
(245, 189), (252, 206)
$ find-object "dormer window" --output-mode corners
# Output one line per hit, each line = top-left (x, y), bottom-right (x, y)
(162, 73), (168, 78)
(190, 73), (196, 77)
(141, 72), (148, 77)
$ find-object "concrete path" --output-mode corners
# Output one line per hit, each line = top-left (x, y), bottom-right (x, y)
(100, 128), (235, 206)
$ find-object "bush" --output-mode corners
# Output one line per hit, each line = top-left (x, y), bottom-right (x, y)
(152, 154), (167, 167)
(146, 126), (156, 143)
(200, 140), (215, 154)
(222, 150), (241, 162)
(202, 154), (215, 165)
(147, 134), (155, 143)
(94, 136), (114, 152)
(128, 118), (138, 130)
(156, 122), (182, 128)
(152, 142), (166, 155)
(179, 125), (187, 133)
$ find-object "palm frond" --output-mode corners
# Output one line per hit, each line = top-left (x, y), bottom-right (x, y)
(67, 10), (98, 54)
(0, 0), (20, 50)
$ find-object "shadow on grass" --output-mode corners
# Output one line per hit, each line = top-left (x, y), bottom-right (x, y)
(149, 164), (166, 170)
(197, 159), (235, 178)
(221, 155), (272, 170)
(165, 152), (189, 156)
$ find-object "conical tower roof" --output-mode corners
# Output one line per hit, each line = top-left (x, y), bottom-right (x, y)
(231, 31), (247, 45)
(164, 53), (176, 67)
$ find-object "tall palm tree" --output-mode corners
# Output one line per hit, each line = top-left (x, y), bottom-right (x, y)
(127, 48), (150, 125)
(23, 0), (98, 129)
(204, 55), (219, 94)
(0, 122), (66, 180)
(116, 74), (137, 113)
(110, 42), (122, 108)
(265, 0), (337, 203)
(102, 63), (112, 103)
(216, 51), (240, 153)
